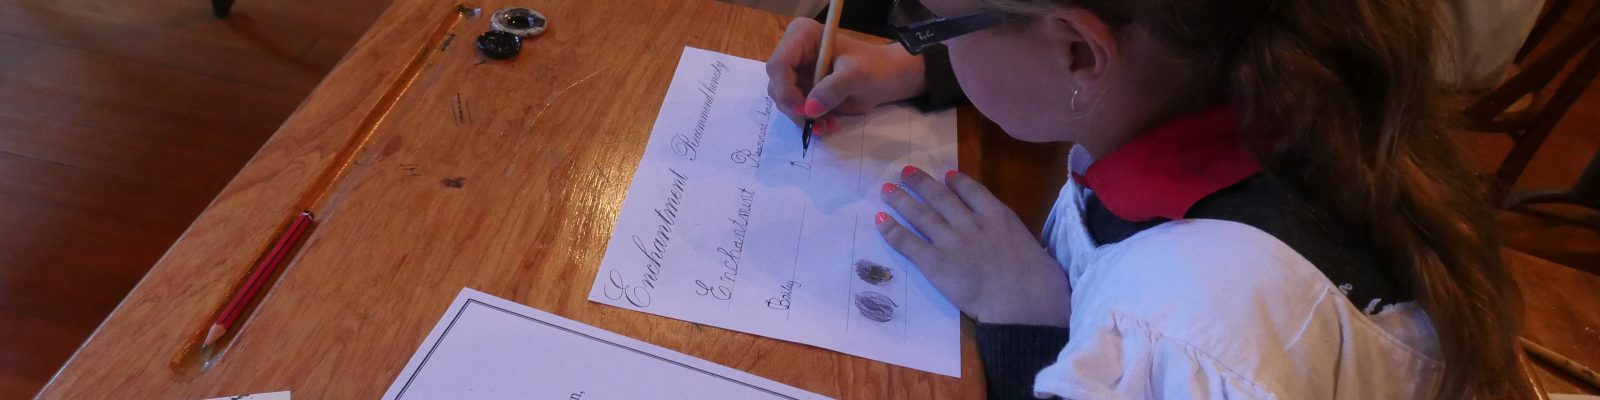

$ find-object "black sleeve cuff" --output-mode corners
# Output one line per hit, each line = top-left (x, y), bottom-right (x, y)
(977, 323), (1071, 400)
(912, 44), (970, 111)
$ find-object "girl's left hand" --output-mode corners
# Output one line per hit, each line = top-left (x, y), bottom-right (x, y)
(877, 167), (1072, 327)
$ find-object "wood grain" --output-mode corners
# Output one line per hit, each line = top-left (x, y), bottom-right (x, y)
(1510, 249), (1600, 394)
(35, 0), (985, 398)
(0, 0), (390, 396)
(18, 0), (1599, 398)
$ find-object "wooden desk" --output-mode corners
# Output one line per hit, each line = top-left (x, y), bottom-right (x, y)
(1510, 249), (1600, 395)
(36, 0), (985, 398)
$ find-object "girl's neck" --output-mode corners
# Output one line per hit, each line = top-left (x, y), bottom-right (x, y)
(1076, 99), (1218, 158)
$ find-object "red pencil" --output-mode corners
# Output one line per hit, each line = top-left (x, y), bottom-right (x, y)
(203, 210), (316, 347)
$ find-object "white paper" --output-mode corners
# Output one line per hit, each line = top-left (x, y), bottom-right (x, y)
(587, 47), (961, 376)
(205, 391), (290, 400)
(382, 288), (825, 400)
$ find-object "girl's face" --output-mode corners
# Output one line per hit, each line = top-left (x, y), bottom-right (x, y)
(921, 0), (1085, 143)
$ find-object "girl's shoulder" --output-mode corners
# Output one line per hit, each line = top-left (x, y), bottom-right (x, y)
(1076, 217), (1334, 320)
(1047, 219), (1441, 399)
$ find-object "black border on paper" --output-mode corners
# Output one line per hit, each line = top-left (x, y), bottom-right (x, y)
(394, 299), (800, 399)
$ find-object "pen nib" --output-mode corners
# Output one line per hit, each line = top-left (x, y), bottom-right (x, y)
(801, 119), (813, 157)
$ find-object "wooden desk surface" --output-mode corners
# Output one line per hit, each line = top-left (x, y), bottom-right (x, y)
(1510, 249), (1600, 395)
(36, 0), (986, 398)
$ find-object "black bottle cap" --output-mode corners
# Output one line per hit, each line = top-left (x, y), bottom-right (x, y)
(476, 30), (521, 60)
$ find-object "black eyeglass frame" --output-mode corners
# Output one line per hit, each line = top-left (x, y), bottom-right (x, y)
(888, 0), (1005, 55)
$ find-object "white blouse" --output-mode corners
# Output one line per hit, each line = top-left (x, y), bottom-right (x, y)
(1032, 146), (1444, 399)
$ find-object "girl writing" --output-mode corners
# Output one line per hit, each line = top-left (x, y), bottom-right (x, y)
(766, 0), (1528, 398)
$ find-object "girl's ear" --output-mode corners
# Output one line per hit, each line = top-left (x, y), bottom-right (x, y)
(1046, 8), (1118, 89)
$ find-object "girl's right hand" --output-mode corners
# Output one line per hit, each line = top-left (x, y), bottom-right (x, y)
(766, 18), (928, 133)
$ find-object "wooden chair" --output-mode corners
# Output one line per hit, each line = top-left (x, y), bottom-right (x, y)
(1459, 4), (1600, 205)
(1520, 0), (1581, 63)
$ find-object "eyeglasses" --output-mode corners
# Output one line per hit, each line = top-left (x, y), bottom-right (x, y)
(889, 0), (1004, 55)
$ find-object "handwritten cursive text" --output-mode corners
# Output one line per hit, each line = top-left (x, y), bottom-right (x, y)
(670, 60), (729, 161)
(729, 98), (772, 167)
(604, 168), (691, 307)
(695, 187), (754, 301)
(766, 281), (801, 310)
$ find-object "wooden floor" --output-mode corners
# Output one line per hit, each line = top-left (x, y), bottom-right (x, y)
(0, 0), (1595, 398)
(0, 0), (391, 397)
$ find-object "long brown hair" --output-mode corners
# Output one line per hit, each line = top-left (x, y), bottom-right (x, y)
(979, 0), (1528, 397)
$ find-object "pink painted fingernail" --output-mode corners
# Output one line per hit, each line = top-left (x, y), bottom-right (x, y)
(945, 170), (958, 180)
(876, 212), (890, 225)
(794, 105), (807, 116)
(882, 182), (897, 194)
(901, 165), (918, 179)
(804, 99), (826, 118)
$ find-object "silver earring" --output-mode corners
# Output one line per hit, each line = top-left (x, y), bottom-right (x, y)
(1071, 88), (1080, 111)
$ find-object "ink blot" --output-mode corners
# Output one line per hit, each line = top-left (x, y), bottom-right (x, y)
(441, 177), (466, 188)
(854, 291), (897, 322)
(854, 260), (894, 286)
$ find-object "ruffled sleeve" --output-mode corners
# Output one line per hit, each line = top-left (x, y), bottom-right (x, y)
(1029, 221), (1299, 399)
(1031, 311), (1274, 399)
